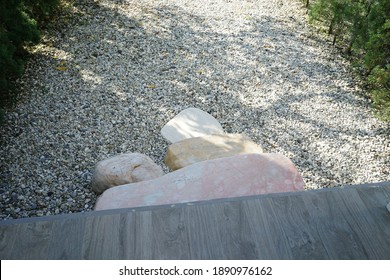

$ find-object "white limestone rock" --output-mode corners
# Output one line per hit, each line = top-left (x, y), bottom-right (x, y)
(161, 108), (224, 143)
(91, 153), (164, 194)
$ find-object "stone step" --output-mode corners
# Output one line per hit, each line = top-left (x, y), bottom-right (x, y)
(95, 153), (305, 211)
(161, 108), (224, 143)
(165, 133), (264, 170)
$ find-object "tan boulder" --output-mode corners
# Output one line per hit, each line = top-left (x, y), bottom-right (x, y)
(164, 133), (264, 170)
(91, 153), (164, 194)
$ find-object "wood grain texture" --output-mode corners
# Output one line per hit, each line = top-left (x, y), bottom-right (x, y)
(301, 189), (369, 259)
(47, 218), (85, 259)
(151, 207), (190, 259)
(243, 198), (293, 259)
(81, 214), (123, 259)
(185, 203), (226, 259)
(0, 183), (389, 259)
(335, 188), (390, 259)
(7, 221), (53, 259)
(0, 223), (19, 259)
(264, 195), (329, 259)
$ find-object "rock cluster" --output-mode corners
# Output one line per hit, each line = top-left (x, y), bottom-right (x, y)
(92, 108), (304, 211)
(95, 153), (305, 211)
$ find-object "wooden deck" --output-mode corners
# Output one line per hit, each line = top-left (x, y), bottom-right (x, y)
(1, 182), (390, 259)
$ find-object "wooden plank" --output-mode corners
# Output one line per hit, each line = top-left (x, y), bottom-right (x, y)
(4, 221), (53, 259)
(301, 189), (370, 259)
(242, 198), (293, 259)
(46, 218), (86, 259)
(185, 202), (226, 259)
(82, 210), (154, 259)
(335, 187), (390, 259)
(81, 210), (155, 259)
(0, 223), (19, 259)
(116, 212), (138, 259)
(355, 185), (390, 247)
(150, 207), (190, 259)
(265, 194), (330, 259)
(80, 214), (122, 259)
(216, 201), (259, 259)
(185, 200), (261, 259)
(132, 211), (154, 259)
(0, 183), (389, 259)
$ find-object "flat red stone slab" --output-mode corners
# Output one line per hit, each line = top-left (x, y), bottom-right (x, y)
(95, 153), (305, 211)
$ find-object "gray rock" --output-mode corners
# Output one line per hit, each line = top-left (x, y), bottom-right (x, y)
(91, 153), (164, 194)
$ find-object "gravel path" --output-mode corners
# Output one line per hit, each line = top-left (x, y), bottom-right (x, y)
(1, 0), (389, 220)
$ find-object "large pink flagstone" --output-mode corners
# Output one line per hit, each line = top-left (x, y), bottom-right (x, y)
(94, 153), (305, 211)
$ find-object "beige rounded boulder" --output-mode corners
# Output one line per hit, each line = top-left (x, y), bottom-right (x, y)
(91, 153), (164, 194)
(164, 134), (264, 170)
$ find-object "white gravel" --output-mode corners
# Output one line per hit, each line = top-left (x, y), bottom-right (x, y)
(0, 0), (389, 220)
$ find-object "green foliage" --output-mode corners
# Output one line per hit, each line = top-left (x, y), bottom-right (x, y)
(299, 0), (311, 8)
(1, 0), (39, 96)
(365, 7), (390, 70)
(24, 0), (60, 24)
(307, 0), (390, 121)
(369, 65), (390, 121)
(0, 0), (60, 118)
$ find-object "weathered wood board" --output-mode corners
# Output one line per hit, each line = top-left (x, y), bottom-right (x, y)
(1, 182), (389, 259)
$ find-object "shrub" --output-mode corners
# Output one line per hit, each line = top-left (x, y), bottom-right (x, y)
(0, 0), (40, 97)
(24, 0), (60, 24)
(306, 0), (390, 121)
(0, 0), (60, 119)
(369, 65), (390, 121)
